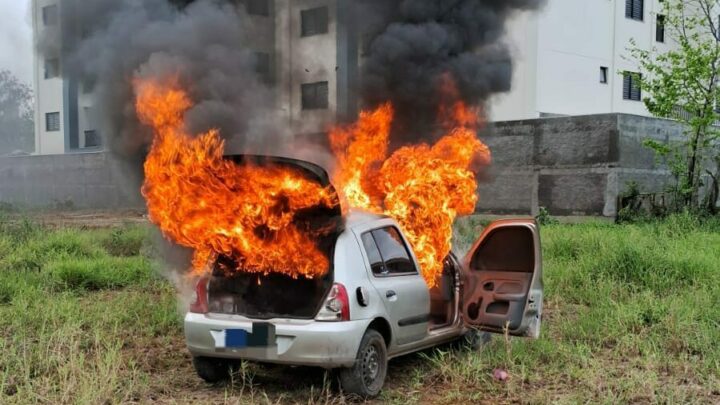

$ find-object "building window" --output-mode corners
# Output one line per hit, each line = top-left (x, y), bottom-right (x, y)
(254, 52), (270, 75)
(600, 67), (609, 84)
(245, 0), (269, 16)
(84, 130), (101, 148)
(42, 5), (58, 26)
(82, 77), (95, 94)
(301, 81), (329, 110)
(301, 6), (329, 37)
(625, 0), (643, 21)
(46, 112), (60, 132)
(656, 15), (666, 42)
(623, 72), (642, 101)
(44, 58), (59, 79)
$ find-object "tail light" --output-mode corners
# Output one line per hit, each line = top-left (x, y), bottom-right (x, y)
(316, 283), (350, 321)
(189, 277), (209, 314)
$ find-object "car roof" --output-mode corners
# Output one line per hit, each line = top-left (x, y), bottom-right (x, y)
(344, 209), (390, 229)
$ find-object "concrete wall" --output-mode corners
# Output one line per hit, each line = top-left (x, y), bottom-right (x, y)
(0, 152), (143, 209)
(0, 113), (688, 218)
(477, 113), (684, 217)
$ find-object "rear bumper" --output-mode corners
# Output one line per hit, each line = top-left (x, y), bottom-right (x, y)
(184, 313), (370, 368)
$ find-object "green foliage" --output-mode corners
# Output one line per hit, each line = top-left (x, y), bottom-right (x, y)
(628, 0), (720, 210)
(0, 70), (34, 155)
(535, 206), (559, 225)
(1, 218), (720, 403)
(101, 226), (150, 257)
(47, 256), (154, 292)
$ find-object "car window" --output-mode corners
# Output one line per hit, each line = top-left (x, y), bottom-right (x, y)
(361, 232), (386, 275)
(371, 227), (417, 275)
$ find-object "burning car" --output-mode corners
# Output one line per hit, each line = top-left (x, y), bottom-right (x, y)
(183, 157), (543, 399)
(132, 78), (542, 398)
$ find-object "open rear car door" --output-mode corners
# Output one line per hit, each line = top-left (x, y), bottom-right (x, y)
(461, 219), (543, 338)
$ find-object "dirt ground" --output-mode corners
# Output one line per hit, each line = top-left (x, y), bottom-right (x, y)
(22, 209), (149, 228)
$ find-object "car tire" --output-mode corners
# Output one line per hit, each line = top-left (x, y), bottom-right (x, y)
(338, 329), (387, 399)
(460, 328), (492, 351)
(192, 356), (234, 383)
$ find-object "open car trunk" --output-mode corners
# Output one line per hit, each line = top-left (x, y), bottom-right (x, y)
(206, 155), (342, 319)
(207, 255), (335, 319)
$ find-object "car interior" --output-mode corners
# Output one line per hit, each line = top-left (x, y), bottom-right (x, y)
(428, 256), (460, 330)
(463, 226), (535, 331)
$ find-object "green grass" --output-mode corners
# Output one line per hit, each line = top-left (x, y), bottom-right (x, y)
(0, 213), (719, 404)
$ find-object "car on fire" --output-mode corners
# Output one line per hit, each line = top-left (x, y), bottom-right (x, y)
(184, 157), (543, 399)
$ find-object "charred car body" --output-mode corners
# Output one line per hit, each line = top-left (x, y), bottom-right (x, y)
(184, 157), (543, 398)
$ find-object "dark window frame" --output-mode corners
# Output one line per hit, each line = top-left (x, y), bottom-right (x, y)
(84, 130), (101, 148)
(656, 14), (666, 42)
(361, 226), (419, 278)
(82, 77), (96, 94)
(623, 71), (642, 101)
(42, 4), (58, 26)
(301, 81), (329, 110)
(625, 0), (644, 21)
(44, 58), (59, 79)
(600, 66), (609, 84)
(253, 51), (271, 76)
(45, 112), (60, 132)
(301, 6), (329, 37)
(245, 0), (270, 17)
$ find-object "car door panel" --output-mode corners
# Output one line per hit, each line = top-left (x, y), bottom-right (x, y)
(370, 274), (429, 345)
(463, 271), (532, 330)
(462, 219), (543, 338)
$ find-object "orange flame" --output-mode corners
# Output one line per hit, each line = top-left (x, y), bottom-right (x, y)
(330, 88), (491, 287)
(135, 77), (338, 279)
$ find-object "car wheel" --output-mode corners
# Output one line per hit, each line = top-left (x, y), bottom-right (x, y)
(460, 328), (492, 351)
(338, 329), (387, 399)
(192, 356), (234, 383)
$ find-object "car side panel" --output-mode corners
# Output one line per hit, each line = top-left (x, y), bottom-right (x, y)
(333, 230), (389, 324)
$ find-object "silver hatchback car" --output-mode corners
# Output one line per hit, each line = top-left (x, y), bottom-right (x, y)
(184, 158), (543, 399)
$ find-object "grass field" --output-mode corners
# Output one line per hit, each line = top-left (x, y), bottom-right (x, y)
(0, 213), (719, 404)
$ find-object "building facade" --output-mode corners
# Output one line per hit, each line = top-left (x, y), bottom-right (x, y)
(490, 0), (676, 121)
(34, 0), (699, 154)
(32, 0), (101, 155)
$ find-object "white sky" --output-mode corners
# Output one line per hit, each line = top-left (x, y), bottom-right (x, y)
(0, 0), (33, 86)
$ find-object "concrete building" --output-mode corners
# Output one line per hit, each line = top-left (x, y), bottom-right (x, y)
(273, 0), (358, 138)
(32, 0), (102, 155)
(490, 0), (677, 121)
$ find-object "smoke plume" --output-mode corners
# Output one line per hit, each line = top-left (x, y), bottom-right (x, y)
(358, 0), (544, 145)
(38, 0), (276, 158)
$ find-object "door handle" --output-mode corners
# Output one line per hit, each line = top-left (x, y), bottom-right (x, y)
(493, 292), (525, 301)
(386, 290), (397, 298)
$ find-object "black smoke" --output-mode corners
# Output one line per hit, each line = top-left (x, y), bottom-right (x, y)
(358, 0), (544, 145)
(39, 0), (274, 158)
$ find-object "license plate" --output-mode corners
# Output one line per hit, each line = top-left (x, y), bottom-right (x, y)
(225, 329), (249, 348)
(214, 323), (276, 349)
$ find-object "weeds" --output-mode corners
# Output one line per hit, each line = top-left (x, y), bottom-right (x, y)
(0, 215), (719, 403)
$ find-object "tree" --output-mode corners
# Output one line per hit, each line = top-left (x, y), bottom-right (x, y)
(0, 70), (34, 155)
(629, 0), (720, 212)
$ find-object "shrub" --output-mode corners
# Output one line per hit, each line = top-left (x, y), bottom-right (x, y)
(2, 229), (104, 272)
(101, 226), (149, 257)
(47, 256), (154, 292)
